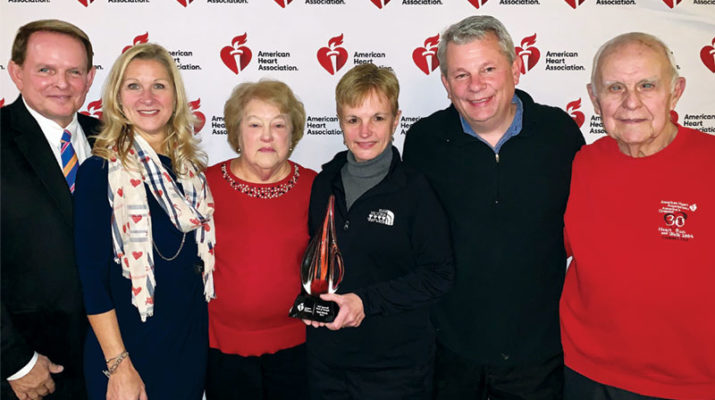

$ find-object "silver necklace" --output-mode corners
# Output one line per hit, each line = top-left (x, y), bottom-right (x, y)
(153, 232), (187, 261)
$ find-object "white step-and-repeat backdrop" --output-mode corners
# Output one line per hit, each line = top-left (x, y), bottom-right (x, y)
(2, 0), (714, 171)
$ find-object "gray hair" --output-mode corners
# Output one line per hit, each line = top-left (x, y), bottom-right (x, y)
(437, 15), (516, 76)
(590, 32), (679, 91)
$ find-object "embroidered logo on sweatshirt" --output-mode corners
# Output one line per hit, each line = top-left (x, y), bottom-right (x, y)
(657, 200), (696, 241)
(367, 209), (394, 226)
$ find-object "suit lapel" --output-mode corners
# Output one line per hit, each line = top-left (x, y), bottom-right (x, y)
(9, 99), (74, 226)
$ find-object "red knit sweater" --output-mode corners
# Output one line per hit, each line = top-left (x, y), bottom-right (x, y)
(206, 160), (316, 356)
(561, 126), (715, 399)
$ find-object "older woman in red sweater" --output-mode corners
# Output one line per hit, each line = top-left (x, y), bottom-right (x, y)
(204, 80), (315, 400)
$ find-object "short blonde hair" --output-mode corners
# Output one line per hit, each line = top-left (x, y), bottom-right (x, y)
(94, 43), (206, 173)
(224, 80), (306, 156)
(335, 63), (399, 117)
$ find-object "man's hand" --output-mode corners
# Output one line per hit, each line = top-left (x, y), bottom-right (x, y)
(8, 354), (63, 400)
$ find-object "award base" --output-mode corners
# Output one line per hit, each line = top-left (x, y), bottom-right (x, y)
(289, 293), (338, 323)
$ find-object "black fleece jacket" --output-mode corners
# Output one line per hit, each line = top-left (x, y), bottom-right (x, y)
(306, 146), (454, 368)
(403, 89), (585, 365)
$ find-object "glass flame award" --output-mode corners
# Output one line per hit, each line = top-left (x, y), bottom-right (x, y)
(289, 195), (344, 323)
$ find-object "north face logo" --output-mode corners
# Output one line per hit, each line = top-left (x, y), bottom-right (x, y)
(367, 209), (395, 226)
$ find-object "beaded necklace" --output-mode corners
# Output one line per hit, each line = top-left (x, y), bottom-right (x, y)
(221, 161), (299, 199)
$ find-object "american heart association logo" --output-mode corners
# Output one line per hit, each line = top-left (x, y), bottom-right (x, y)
(369, 0), (390, 8)
(467, 0), (488, 8)
(662, 0), (681, 8)
(566, 98), (585, 128)
(413, 34), (440, 75)
(515, 34), (540, 74)
(564, 0), (585, 9)
(177, 0), (193, 6)
(122, 33), (149, 54)
(80, 99), (103, 119)
(220, 34), (253, 75)
(317, 34), (348, 75)
(274, 0), (293, 7)
(77, 0), (94, 7)
(189, 99), (206, 134)
(700, 36), (715, 73)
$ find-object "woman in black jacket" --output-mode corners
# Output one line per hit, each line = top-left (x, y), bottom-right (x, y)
(304, 63), (455, 400)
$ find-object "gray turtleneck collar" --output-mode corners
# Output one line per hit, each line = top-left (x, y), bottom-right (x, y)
(341, 145), (393, 209)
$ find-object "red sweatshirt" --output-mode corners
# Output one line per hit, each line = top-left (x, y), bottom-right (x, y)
(206, 160), (316, 356)
(561, 126), (715, 399)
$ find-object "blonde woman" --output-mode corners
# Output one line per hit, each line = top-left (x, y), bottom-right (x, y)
(74, 43), (215, 400)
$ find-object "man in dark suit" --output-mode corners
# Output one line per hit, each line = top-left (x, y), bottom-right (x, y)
(1, 20), (98, 399)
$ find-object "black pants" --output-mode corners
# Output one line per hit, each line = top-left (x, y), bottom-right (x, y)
(564, 367), (671, 400)
(205, 345), (307, 400)
(308, 355), (433, 400)
(433, 343), (564, 400)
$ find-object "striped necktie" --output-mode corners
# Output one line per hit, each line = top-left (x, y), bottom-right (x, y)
(60, 129), (79, 193)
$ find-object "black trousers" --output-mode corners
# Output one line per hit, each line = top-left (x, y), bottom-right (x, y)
(307, 355), (433, 400)
(205, 345), (307, 400)
(433, 343), (564, 400)
(564, 367), (671, 400)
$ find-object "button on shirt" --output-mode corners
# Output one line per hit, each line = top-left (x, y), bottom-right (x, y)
(460, 94), (524, 153)
(24, 98), (92, 169)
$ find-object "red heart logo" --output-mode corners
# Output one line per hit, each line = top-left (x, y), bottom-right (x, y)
(662, 0), (681, 8)
(413, 34), (440, 75)
(132, 251), (143, 260)
(670, 110), (679, 123)
(80, 99), (103, 119)
(203, 224), (211, 232)
(77, 0), (94, 6)
(700, 38), (715, 73)
(369, 0), (390, 8)
(132, 287), (142, 295)
(155, 190), (163, 197)
(145, 297), (154, 305)
(317, 34), (348, 75)
(188, 99), (206, 134)
(220, 34), (252, 75)
(122, 33), (149, 54)
(131, 215), (142, 223)
(177, 0), (192, 6)
(467, 0), (487, 8)
(130, 179), (142, 187)
(564, 0), (585, 8)
(566, 98), (585, 128)
(274, 0), (292, 7)
(515, 34), (540, 74)
(124, 258), (129, 267)
(117, 188), (123, 197)
(190, 218), (200, 225)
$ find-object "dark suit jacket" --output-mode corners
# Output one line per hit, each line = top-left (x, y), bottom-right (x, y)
(1, 96), (100, 397)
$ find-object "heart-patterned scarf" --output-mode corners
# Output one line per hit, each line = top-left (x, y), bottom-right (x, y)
(107, 135), (215, 321)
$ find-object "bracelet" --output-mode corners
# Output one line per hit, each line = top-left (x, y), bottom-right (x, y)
(103, 351), (129, 378)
